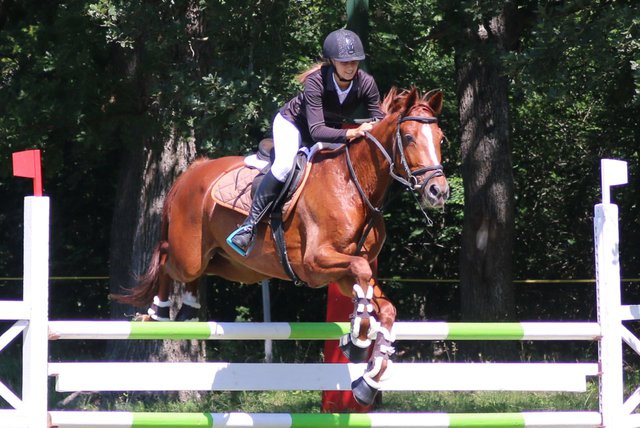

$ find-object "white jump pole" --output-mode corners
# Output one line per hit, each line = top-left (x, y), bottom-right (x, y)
(595, 159), (628, 427)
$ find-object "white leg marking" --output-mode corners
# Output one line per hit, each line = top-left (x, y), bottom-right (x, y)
(183, 291), (201, 308)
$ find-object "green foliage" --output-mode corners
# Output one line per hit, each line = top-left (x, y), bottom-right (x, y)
(369, 0), (454, 93)
(0, 1), (113, 170)
(506, 0), (640, 280)
(86, 0), (133, 48)
(1, 0), (640, 366)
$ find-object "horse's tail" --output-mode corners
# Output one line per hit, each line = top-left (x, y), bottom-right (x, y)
(111, 209), (170, 308)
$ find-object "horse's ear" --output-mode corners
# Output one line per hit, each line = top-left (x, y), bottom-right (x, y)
(402, 87), (420, 115)
(426, 89), (443, 115)
(381, 86), (398, 114)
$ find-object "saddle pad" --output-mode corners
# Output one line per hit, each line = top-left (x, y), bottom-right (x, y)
(211, 164), (311, 221)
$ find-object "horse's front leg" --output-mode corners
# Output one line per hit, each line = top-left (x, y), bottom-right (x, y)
(306, 248), (395, 405)
(323, 255), (376, 364)
(350, 282), (396, 406)
(315, 255), (394, 406)
(337, 276), (378, 363)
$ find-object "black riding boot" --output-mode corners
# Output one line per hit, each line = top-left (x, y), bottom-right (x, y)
(226, 171), (284, 256)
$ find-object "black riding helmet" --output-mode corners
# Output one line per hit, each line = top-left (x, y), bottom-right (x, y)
(322, 29), (366, 62)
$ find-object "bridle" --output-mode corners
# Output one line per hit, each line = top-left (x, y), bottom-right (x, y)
(344, 112), (445, 252)
(386, 114), (445, 191)
(345, 113), (444, 211)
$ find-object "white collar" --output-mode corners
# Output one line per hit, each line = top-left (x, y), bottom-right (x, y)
(332, 73), (353, 102)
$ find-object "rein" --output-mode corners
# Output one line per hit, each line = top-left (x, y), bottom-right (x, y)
(346, 114), (444, 253)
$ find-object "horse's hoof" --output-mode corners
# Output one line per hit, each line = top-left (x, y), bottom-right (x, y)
(351, 376), (379, 406)
(175, 304), (199, 322)
(132, 313), (153, 322)
(339, 334), (369, 363)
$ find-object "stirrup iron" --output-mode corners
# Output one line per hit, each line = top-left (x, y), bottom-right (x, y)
(226, 224), (255, 256)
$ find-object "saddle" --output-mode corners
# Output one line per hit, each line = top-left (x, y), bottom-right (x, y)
(211, 139), (318, 284)
(211, 139), (310, 221)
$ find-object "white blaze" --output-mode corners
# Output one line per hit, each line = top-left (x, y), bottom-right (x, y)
(421, 124), (439, 163)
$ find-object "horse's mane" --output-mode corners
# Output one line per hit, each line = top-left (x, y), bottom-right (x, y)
(381, 86), (440, 115)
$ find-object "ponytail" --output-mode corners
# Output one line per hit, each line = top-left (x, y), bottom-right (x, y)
(296, 60), (330, 84)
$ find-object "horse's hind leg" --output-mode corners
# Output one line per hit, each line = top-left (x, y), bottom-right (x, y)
(148, 279), (201, 322)
(175, 280), (201, 321)
(145, 270), (173, 321)
(174, 253), (269, 321)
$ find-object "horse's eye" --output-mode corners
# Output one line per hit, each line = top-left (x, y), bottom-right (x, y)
(404, 134), (414, 143)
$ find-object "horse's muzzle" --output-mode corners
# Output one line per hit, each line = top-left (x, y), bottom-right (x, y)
(420, 177), (449, 208)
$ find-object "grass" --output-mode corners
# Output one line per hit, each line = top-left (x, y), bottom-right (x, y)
(50, 386), (599, 414)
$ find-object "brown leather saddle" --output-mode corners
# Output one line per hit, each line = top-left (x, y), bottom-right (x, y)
(211, 140), (311, 284)
(211, 139), (310, 221)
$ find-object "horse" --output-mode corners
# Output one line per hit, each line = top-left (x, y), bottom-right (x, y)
(113, 86), (450, 405)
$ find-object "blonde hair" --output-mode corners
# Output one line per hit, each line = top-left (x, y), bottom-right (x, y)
(296, 60), (330, 84)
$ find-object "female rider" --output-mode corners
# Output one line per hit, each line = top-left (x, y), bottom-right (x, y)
(227, 28), (385, 256)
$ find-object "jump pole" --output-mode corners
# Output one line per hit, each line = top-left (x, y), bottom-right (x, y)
(23, 195), (50, 428)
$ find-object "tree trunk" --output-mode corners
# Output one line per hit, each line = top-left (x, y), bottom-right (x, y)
(107, 129), (201, 391)
(106, 0), (206, 401)
(456, 10), (516, 357)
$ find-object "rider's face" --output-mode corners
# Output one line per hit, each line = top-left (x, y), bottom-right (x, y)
(332, 60), (359, 82)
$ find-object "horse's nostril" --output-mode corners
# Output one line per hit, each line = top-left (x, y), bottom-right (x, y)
(429, 184), (441, 197)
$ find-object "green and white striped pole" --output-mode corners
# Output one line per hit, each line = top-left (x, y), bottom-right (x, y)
(48, 320), (600, 341)
(49, 411), (602, 428)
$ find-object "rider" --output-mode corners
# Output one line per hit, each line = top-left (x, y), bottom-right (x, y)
(227, 28), (385, 256)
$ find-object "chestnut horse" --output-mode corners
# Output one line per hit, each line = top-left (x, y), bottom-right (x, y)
(114, 87), (449, 405)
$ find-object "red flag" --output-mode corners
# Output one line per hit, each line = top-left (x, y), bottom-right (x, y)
(12, 150), (43, 196)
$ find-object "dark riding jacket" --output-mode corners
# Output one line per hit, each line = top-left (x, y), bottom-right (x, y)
(279, 65), (385, 146)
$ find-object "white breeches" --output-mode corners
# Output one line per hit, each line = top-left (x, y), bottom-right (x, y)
(271, 113), (302, 182)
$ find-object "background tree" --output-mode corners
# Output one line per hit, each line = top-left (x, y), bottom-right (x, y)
(0, 1), (639, 377)
(82, 2), (205, 403)
(430, 3), (532, 333)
